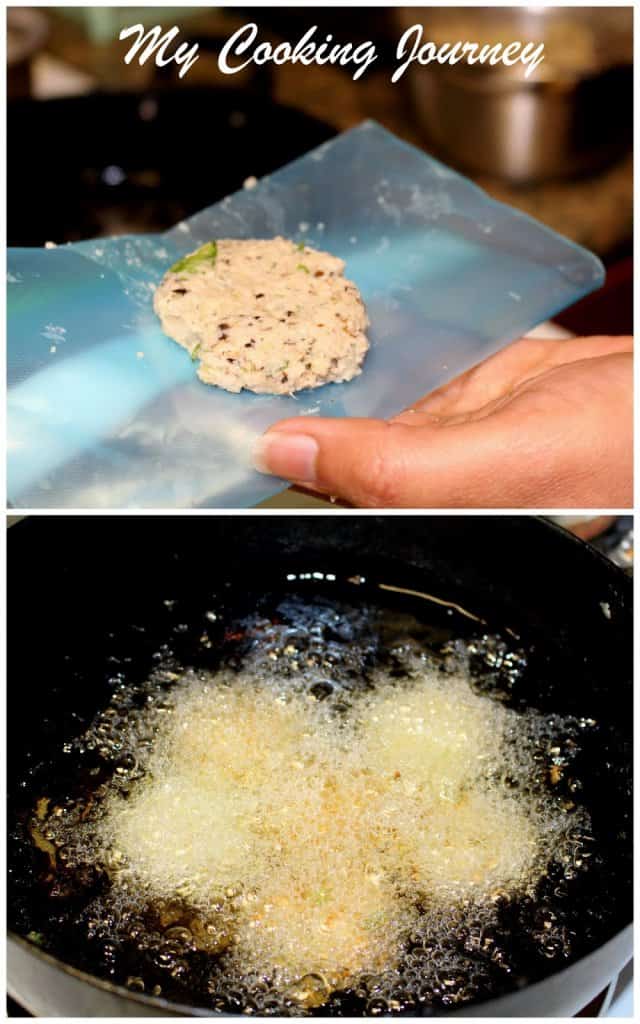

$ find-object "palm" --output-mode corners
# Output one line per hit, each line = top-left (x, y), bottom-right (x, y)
(393, 336), (631, 426)
(257, 335), (633, 508)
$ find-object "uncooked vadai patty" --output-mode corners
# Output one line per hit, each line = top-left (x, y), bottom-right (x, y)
(153, 237), (370, 395)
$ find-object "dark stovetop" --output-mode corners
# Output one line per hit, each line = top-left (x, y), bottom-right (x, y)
(7, 89), (334, 246)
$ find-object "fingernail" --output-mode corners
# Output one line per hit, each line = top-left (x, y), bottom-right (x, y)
(253, 432), (319, 482)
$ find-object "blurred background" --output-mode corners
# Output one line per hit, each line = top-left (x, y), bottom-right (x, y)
(7, 6), (633, 335)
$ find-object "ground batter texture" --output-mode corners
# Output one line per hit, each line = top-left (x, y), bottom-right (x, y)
(153, 237), (370, 395)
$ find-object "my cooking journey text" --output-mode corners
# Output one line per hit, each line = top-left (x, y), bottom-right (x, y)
(119, 22), (546, 83)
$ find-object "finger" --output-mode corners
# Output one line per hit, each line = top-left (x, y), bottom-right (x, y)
(252, 415), (540, 508)
(404, 335), (633, 421)
(404, 337), (559, 419)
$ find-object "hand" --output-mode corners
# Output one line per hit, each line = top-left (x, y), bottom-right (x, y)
(253, 335), (633, 508)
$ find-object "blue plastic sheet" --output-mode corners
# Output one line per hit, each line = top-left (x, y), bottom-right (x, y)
(7, 120), (604, 508)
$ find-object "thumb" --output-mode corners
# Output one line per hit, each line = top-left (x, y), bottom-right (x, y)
(252, 416), (514, 508)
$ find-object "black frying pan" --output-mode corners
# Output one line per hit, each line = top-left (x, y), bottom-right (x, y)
(7, 86), (334, 246)
(7, 515), (632, 1016)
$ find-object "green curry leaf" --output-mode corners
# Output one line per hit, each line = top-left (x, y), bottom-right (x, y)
(170, 241), (217, 275)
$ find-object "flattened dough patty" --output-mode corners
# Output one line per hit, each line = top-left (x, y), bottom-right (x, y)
(153, 237), (370, 395)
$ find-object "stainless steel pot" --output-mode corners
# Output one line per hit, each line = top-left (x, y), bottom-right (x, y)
(396, 7), (632, 184)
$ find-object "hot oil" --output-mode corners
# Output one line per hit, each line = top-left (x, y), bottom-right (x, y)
(9, 574), (614, 1014)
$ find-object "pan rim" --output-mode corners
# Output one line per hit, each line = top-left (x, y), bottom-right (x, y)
(7, 922), (634, 1017)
